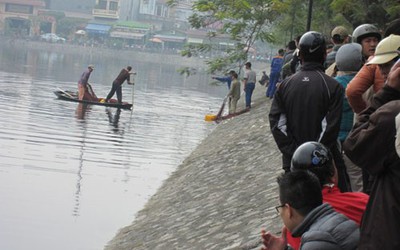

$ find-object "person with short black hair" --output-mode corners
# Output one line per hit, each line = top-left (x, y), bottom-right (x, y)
(285, 141), (368, 249)
(261, 171), (359, 250)
(243, 62), (256, 109)
(105, 66), (134, 103)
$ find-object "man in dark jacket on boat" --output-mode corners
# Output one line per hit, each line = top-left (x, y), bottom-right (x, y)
(261, 171), (359, 250)
(105, 66), (133, 103)
(78, 64), (97, 101)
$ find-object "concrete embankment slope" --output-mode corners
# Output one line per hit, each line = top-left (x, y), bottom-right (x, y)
(105, 82), (284, 250)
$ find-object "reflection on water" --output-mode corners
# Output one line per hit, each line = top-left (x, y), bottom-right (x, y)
(76, 103), (92, 120)
(0, 41), (226, 250)
(106, 108), (122, 133)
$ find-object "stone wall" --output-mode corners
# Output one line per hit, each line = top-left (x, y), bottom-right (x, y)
(105, 82), (283, 250)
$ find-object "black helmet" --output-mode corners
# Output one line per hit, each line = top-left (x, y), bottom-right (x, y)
(352, 24), (381, 44)
(299, 31), (326, 56)
(291, 142), (331, 171)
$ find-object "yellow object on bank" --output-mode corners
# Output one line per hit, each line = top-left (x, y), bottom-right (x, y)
(204, 114), (217, 121)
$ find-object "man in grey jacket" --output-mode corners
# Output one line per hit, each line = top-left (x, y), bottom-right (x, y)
(261, 171), (359, 250)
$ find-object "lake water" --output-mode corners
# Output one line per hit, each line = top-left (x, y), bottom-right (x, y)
(0, 41), (227, 250)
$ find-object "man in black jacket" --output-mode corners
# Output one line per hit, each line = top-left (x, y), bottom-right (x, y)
(268, 31), (349, 191)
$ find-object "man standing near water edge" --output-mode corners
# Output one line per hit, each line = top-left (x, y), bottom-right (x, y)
(105, 66), (134, 103)
(243, 62), (257, 109)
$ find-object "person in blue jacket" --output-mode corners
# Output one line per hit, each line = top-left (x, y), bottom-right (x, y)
(212, 70), (235, 89)
(266, 49), (285, 98)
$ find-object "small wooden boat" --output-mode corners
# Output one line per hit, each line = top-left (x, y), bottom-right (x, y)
(217, 108), (250, 121)
(205, 108), (250, 122)
(54, 90), (133, 110)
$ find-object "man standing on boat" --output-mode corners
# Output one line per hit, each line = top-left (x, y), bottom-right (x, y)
(78, 64), (97, 101)
(105, 66), (133, 103)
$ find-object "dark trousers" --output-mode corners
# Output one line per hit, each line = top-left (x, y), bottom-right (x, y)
(106, 81), (122, 103)
(331, 144), (352, 192)
(245, 82), (255, 108)
(282, 154), (291, 173)
(266, 71), (280, 97)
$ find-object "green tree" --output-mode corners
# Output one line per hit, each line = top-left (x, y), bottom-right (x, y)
(271, 0), (307, 45)
(169, 0), (284, 75)
(173, 0), (400, 75)
(331, 0), (400, 29)
(273, 0), (400, 44)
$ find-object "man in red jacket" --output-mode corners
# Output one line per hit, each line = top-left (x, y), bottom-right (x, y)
(105, 66), (134, 103)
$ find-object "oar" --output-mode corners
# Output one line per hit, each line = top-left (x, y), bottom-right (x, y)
(215, 94), (229, 120)
(57, 87), (74, 98)
(130, 72), (136, 110)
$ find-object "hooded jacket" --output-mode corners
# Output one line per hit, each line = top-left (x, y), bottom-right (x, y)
(292, 203), (359, 250)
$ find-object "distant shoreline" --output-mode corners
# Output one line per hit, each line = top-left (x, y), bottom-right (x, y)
(0, 36), (206, 68)
(1, 36), (270, 73)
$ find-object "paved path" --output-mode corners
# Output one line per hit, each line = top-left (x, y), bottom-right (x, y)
(105, 75), (285, 250)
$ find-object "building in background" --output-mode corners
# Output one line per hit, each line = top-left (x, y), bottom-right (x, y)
(119, 0), (140, 21)
(0, 0), (233, 53)
(93, 0), (120, 20)
(46, 0), (95, 15)
(0, 0), (47, 36)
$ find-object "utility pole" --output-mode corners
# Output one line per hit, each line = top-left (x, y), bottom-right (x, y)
(306, 0), (313, 31)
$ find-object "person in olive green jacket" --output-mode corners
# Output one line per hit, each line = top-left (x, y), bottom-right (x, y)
(228, 71), (241, 114)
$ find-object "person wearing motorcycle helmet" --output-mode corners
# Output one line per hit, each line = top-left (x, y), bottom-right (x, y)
(290, 141), (350, 194)
(291, 142), (335, 181)
(269, 31), (344, 182)
(334, 43), (365, 192)
(280, 141), (368, 250)
(298, 31), (326, 64)
(346, 24), (385, 114)
(352, 23), (381, 59)
(344, 57), (400, 249)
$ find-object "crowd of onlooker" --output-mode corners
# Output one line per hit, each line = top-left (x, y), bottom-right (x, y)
(260, 18), (400, 249)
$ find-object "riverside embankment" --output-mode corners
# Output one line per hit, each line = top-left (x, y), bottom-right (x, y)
(105, 82), (284, 250)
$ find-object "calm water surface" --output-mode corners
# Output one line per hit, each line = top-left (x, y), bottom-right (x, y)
(0, 42), (226, 250)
